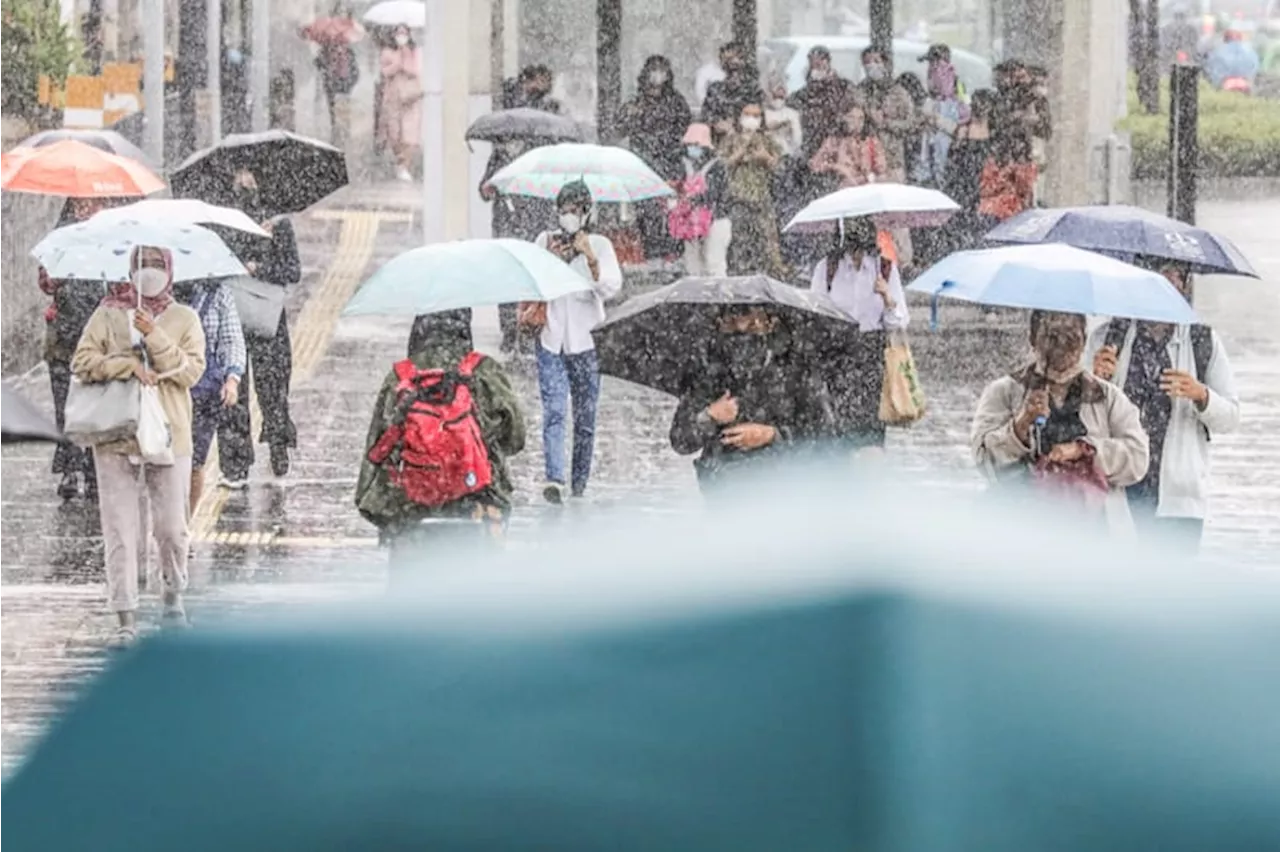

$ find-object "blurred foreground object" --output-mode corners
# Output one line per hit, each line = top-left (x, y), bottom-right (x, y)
(2, 382), (62, 443)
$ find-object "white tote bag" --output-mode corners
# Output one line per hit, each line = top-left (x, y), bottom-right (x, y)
(64, 378), (142, 448)
(135, 384), (174, 465)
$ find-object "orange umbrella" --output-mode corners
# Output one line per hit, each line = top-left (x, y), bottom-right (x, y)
(0, 139), (165, 197)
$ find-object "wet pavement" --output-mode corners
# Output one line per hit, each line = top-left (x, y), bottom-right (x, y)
(3, 190), (1278, 774)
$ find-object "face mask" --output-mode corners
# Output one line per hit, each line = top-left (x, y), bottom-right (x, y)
(648, 71), (668, 86)
(809, 68), (830, 81)
(740, 117), (762, 132)
(134, 267), (168, 298)
(865, 64), (886, 81)
(395, 33), (409, 46)
(559, 212), (583, 234)
(685, 145), (704, 159)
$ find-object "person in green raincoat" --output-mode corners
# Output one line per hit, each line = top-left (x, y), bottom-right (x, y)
(355, 308), (526, 555)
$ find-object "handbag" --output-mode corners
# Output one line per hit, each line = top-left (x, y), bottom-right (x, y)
(64, 377), (141, 448)
(879, 329), (926, 426)
(136, 384), (174, 465)
(226, 275), (286, 338)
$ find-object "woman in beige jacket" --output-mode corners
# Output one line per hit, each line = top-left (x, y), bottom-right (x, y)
(72, 246), (206, 646)
(971, 310), (1149, 532)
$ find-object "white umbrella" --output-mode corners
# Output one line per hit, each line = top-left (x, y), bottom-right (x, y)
(489, 143), (674, 203)
(785, 183), (960, 232)
(33, 218), (248, 283)
(87, 198), (269, 236)
(362, 0), (425, 28)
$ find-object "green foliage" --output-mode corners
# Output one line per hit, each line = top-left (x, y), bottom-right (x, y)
(1119, 74), (1280, 178)
(1, 0), (79, 121)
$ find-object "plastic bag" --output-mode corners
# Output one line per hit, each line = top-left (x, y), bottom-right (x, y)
(879, 332), (926, 426)
(136, 384), (174, 465)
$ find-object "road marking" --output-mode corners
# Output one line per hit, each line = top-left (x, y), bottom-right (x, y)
(192, 210), (383, 543)
(198, 530), (378, 549)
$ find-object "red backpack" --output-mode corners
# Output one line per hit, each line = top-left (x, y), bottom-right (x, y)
(366, 352), (493, 508)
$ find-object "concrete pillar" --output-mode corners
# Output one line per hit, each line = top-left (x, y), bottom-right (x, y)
(422, 0), (472, 242)
(870, 0), (893, 61)
(597, 0), (622, 144)
(143, 0), (165, 163)
(250, 0), (270, 130)
(207, 0), (222, 144)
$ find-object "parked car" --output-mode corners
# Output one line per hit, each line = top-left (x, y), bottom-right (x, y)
(761, 35), (994, 95)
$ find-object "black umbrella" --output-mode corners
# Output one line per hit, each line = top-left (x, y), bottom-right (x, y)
(17, 128), (154, 168)
(595, 275), (857, 397)
(169, 130), (349, 218)
(465, 108), (584, 144)
(2, 382), (62, 444)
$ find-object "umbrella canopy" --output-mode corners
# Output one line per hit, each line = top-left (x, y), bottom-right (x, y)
(465, 108), (584, 144)
(362, 0), (424, 27)
(15, 129), (153, 168)
(343, 238), (591, 316)
(5, 474), (1279, 852)
(0, 139), (165, 198)
(33, 218), (247, 283)
(984, 205), (1259, 278)
(87, 198), (269, 236)
(908, 243), (1199, 325)
(784, 183), (959, 232)
(170, 130), (348, 218)
(489, 142), (675, 202)
(595, 275), (856, 397)
(1, 382), (62, 444)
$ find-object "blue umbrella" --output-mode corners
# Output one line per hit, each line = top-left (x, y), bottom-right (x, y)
(908, 243), (1199, 327)
(984, 205), (1258, 277)
(342, 238), (592, 316)
(31, 218), (247, 283)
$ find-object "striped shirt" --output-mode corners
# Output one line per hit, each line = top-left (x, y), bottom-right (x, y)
(187, 281), (247, 379)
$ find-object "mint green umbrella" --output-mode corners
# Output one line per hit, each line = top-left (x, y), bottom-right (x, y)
(342, 237), (591, 316)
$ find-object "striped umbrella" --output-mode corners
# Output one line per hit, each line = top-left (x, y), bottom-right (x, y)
(489, 142), (675, 203)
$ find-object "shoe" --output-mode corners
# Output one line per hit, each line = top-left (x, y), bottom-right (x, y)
(161, 592), (189, 627)
(106, 623), (138, 650)
(542, 481), (565, 505)
(57, 472), (79, 501)
(218, 474), (249, 490)
(396, 167), (412, 182)
(270, 445), (290, 477)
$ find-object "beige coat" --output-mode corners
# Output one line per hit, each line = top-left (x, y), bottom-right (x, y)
(71, 304), (206, 457)
(971, 370), (1150, 531)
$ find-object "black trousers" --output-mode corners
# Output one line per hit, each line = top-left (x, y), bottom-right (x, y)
(219, 314), (297, 478)
(47, 359), (96, 484)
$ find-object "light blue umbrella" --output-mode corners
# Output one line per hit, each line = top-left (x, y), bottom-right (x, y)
(908, 243), (1199, 327)
(489, 142), (675, 202)
(32, 217), (247, 283)
(342, 238), (592, 317)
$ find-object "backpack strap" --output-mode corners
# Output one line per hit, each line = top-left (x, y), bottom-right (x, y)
(457, 351), (486, 377)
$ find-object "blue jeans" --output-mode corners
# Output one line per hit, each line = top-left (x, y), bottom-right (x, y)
(536, 345), (600, 495)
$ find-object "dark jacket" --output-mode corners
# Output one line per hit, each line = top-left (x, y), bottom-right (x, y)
(702, 77), (765, 131)
(620, 86), (693, 180)
(788, 75), (856, 158)
(480, 84), (563, 240)
(41, 271), (106, 363)
(225, 218), (301, 287)
(355, 340), (526, 534)
(670, 337), (834, 490)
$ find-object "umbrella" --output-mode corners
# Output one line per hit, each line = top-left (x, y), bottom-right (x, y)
(0, 139), (165, 198)
(362, 0), (425, 27)
(5, 474), (1279, 852)
(983, 204), (1259, 278)
(15, 129), (153, 168)
(784, 183), (959, 232)
(32, 218), (248, 283)
(170, 130), (349, 219)
(907, 243), (1199, 326)
(343, 238), (590, 316)
(594, 275), (857, 397)
(87, 198), (269, 236)
(489, 142), (675, 203)
(1, 382), (62, 444)
(465, 108), (584, 144)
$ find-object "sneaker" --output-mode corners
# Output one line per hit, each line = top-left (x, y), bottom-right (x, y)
(57, 472), (79, 501)
(542, 481), (565, 505)
(270, 445), (290, 478)
(106, 623), (138, 650)
(218, 474), (249, 490)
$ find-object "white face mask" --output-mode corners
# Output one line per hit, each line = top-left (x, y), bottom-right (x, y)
(559, 212), (584, 234)
(648, 71), (668, 86)
(395, 33), (409, 46)
(809, 68), (829, 81)
(865, 64), (886, 81)
(740, 117), (762, 132)
(134, 267), (168, 298)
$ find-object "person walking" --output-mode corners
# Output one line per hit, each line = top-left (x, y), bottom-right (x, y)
(531, 181), (623, 503)
(220, 168), (301, 485)
(377, 24), (424, 182)
(971, 310), (1149, 532)
(71, 246), (206, 647)
(809, 218), (909, 451)
(672, 123), (732, 277)
(298, 2), (364, 147)
(722, 102), (788, 279)
(619, 54), (692, 262)
(356, 308), (525, 561)
(1086, 260), (1240, 551)
(174, 278), (246, 514)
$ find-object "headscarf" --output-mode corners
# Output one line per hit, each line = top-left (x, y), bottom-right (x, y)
(101, 245), (175, 314)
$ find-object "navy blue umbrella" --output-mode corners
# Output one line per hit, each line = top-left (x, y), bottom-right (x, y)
(984, 205), (1258, 277)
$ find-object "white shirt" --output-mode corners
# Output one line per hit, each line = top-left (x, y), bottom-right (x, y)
(810, 253), (909, 332)
(534, 230), (623, 355)
(1084, 321), (1240, 519)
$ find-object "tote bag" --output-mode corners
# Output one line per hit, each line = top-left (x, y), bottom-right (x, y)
(227, 275), (286, 338)
(64, 378), (141, 448)
(879, 329), (926, 426)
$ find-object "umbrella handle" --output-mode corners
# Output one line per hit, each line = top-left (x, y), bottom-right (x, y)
(929, 292), (940, 332)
